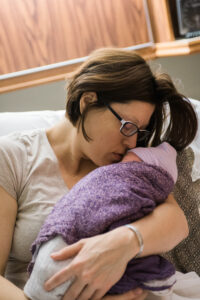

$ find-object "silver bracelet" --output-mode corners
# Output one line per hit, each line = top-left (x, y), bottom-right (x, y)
(125, 224), (144, 258)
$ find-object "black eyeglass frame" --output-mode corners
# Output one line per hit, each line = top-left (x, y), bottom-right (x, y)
(106, 103), (151, 141)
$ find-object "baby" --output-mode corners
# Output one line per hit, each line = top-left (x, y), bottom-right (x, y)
(24, 142), (177, 300)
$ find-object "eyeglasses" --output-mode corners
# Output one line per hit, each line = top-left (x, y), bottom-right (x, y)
(106, 104), (151, 141)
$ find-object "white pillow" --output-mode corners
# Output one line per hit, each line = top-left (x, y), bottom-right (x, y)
(0, 100), (199, 182)
(0, 110), (65, 136)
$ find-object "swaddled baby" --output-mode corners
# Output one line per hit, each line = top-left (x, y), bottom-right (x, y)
(24, 142), (177, 300)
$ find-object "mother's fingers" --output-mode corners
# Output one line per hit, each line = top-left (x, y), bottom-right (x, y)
(62, 278), (86, 300)
(51, 241), (83, 261)
(44, 264), (75, 291)
(102, 289), (148, 300)
(44, 241), (85, 291)
(134, 291), (148, 300)
(63, 281), (95, 300)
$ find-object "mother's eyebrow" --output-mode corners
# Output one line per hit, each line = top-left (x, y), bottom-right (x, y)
(124, 114), (139, 124)
(123, 113), (149, 129)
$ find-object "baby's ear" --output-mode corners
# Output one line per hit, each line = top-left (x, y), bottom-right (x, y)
(79, 92), (97, 114)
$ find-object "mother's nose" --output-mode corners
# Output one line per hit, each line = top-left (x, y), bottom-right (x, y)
(122, 134), (137, 150)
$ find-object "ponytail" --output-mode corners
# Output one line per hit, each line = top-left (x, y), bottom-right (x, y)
(150, 73), (198, 151)
(65, 48), (197, 150)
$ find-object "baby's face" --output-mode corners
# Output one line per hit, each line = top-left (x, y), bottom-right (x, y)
(122, 151), (142, 163)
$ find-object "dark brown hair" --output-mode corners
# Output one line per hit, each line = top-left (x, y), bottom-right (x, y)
(66, 48), (197, 151)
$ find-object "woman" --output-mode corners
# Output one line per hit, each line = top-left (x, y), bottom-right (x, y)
(0, 48), (197, 300)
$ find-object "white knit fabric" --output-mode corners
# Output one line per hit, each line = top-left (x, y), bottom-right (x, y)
(147, 271), (200, 300)
(24, 236), (73, 300)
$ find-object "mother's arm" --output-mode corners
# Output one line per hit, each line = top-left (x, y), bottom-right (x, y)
(44, 193), (188, 300)
(127, 193), (188, 258)
(0, 187), (29, 300)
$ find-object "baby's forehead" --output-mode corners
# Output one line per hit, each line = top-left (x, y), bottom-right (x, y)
(122, 151), (142, 163)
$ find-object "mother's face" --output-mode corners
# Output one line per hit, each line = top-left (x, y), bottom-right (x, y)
(80, 100), (155, 167)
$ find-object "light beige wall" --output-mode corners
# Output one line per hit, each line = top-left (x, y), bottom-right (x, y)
(151, 53), (200, 101)
(0, 81), (67, 112)
(0, 53), (199, 112)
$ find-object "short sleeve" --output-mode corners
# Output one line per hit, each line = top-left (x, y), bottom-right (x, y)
(0, 133), (27, 200)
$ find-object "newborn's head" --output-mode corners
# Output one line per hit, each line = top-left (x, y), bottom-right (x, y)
(122, 151), (142, 163)
(122, 142), (178, 183)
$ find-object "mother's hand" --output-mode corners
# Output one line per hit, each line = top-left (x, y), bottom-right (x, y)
(44, 226), (139, 300)
(102, 290), (148, 300)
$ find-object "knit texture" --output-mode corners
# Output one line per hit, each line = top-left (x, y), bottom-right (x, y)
(28, 161), (175, 293)
(163, 147), (200, 276)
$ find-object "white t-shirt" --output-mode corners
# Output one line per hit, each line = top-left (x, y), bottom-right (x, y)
(0, 129), (69, 288)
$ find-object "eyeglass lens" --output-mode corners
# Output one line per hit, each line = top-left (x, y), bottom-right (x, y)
(121, 122), (150, 141)
(120, 122), (137, 136)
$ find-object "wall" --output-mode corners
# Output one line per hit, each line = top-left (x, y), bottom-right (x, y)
(152, 53), (200, 101)
(0, 81), (67, 112)
(0, 53), (199, 112)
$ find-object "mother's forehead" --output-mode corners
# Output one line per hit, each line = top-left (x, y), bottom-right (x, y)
(112, 101), (155, 125)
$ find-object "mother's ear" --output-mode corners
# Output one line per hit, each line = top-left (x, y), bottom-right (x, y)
(79, 92), (97, 114)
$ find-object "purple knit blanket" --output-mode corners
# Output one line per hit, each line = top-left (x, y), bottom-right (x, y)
(29, 161), (176, 293)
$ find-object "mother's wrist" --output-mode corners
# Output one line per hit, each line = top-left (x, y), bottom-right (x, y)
(117, 225), (142, 261)
(124, 224), (144, 258)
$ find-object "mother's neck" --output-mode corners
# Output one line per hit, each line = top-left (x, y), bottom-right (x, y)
(46, 118), (96, 177)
